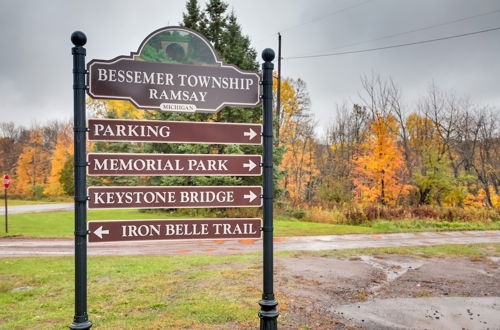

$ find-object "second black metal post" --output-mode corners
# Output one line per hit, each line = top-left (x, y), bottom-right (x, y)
(258, 48), (279, 329)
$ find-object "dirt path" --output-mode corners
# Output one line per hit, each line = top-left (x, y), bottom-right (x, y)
(277, 254), (500, 329)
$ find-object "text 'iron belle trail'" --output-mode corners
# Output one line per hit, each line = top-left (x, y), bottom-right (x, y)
(88, 219), (262, 242)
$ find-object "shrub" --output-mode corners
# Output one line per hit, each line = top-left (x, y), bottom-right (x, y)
(362, 206), (408, 220)
(343, 206), (368, 225)
(31, 184), (46, 200)
(303, 206), (346, 224)
(410, 206), (438, 219)
(282, 208), (307, 219)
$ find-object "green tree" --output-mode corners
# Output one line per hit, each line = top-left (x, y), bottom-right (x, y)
(203, 0), (228, 51)
(413, 148), (470, 206)
(182, 0), (206, 33)
(59, 156), (74, 196)
(220, 11), (258, 71)
(142, 0), (264, 190)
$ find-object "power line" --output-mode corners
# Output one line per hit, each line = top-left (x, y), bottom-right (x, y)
(279, 0), (374, 33)
(253, 0), (374, 44)
(299, 7), (500, 56)
(285, 26), (500, 60)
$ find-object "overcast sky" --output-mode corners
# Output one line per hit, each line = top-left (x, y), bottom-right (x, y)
(1, 0), (499, 137)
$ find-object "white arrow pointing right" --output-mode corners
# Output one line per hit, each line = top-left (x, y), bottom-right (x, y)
(94, 226), (110, 239)
(242, 159), (257, 171)
(243, 190), (258, 202)
(243, 128), (257, 140)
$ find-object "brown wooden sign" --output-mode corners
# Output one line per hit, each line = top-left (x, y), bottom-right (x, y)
(87, 218), (262, 242)
(87, 153), (262, 176)
(86, 27), (260, 114)
(88, 119), (262, 145)
(87, 186), (262, 209)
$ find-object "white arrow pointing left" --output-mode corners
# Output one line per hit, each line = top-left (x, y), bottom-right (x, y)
(243, 190), (258, 202)
(243, 128), (257, 140)
(243, 159), (257, 171)
(94, 226), (109, 239)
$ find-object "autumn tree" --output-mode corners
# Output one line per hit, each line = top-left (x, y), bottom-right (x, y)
(14, 128), (51, 197)
(318, 104), (370, 205)
(88, 99), (148, 187)
(359, 74), (412, 177)
(0, 122), (29, 176)
(352, 114), (410, 205)
(471, 109), (499, 206)
(45, 123), (73, 196)
(275, 77), (317, 206)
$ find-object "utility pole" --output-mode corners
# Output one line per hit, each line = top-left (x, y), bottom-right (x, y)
(258, 48), (279, 329)
(275, 33), (282, 146)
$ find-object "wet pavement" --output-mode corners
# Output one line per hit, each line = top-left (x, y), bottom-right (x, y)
(0, 230), (499, 258)
(333, 297), (500, 329)
(2, 203), (73, 215)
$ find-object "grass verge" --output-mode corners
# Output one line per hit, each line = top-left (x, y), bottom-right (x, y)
(280, 242), (500, 259)
(0, 211), (375, 238)
(0, 211), (498, 238)
(0, 243), (498, 329)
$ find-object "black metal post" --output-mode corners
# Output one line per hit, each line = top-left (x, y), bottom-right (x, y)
(4, 188), (7, 233)
(258, 48), (279, 329)
(70, 31), (92, 330)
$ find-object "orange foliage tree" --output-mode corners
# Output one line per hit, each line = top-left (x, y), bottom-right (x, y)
(275, 76), (318, 206)
(14, 129), (50, 197)
(45, 123), (73, 196)
(352, 114), (411, 205)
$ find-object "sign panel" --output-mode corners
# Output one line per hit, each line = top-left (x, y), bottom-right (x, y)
(88, 119), (262, 145)
(88, 218), (262, 243)
(87, 27), (260, 113)
(88, 153), (262, 176)
(87, 186), (262, 209)
(3, 175), (9, 189)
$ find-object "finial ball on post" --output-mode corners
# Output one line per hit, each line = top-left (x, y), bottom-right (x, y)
(262, 48), (275, 62)
(71, 31), (87, 46)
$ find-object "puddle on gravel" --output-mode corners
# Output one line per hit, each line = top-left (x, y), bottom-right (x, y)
(359, 255), (425, 291)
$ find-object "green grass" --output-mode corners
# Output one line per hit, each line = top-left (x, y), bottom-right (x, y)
(0, 211), (374, 238)
(0, 243), (498, 329)
(368, 219), (500, 232)
(0, 254), (262, 329)
(0, 210), (189, 238)
(0, 210), (499, 238)
(280, 242), (500, 259)
(274, 216), (373, 236)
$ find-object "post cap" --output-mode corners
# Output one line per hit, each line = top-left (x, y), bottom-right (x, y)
(71, 31), (87, 46)
(262, 48), (275, 62)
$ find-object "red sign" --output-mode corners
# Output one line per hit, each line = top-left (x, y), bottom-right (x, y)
(88, 119), (262, 145)
(3, 175), (9, 189)
(88, 218), (262, 243)
(87, 186), (262, 209)
(87, 153), (262, 176)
